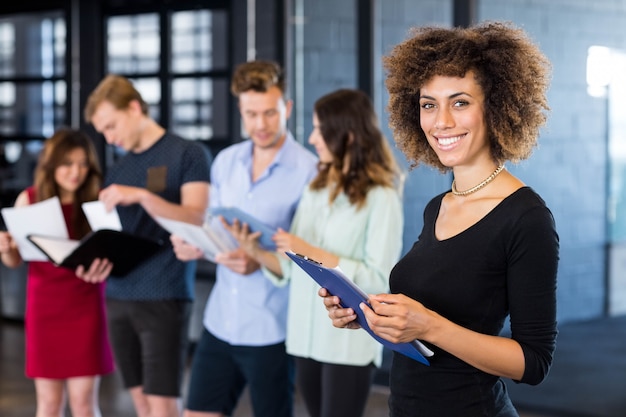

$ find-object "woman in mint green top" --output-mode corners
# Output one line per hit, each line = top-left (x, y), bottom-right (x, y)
(227, 88), (404, 417)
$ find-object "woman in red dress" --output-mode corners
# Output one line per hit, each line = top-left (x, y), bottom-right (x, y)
(0, 128), (114, 417)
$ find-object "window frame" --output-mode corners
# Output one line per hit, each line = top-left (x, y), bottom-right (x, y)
(102, 0), (234, 161)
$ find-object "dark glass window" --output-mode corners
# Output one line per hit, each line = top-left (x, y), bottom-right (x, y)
(105, 7), (231, 144)
(0, 11), (66, 206)
(0, 12), (66, 138)
(107, 14), (160, 75)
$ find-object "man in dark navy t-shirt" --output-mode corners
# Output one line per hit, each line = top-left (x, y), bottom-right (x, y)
(79, 74), (210, 417)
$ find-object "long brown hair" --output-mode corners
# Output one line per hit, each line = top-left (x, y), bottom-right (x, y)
(34, 128), (102, 238)
(309, 89), (401, 208)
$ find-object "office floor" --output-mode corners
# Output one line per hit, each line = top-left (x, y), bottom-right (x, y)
(0, 318), (554, 417)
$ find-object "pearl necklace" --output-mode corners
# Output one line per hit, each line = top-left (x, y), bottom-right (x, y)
(451, 164), (505, 196)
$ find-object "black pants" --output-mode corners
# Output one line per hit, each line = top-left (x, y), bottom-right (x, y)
(295, 356), (375, 417)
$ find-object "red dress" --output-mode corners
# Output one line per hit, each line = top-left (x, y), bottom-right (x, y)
(24, 188), (114, 378)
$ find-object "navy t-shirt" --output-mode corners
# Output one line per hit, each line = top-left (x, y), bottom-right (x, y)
(104, 132), (211, 301)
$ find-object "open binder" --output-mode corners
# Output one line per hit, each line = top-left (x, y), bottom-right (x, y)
(153, 215), (237, 262)
(27, 229), (164, 276)
(286, 251), (433, 365)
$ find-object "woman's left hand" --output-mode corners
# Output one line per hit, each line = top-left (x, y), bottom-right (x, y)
(0, 231), (15, 254)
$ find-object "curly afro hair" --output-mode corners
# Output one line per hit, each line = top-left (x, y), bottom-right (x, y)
(383, 21), (551, 172)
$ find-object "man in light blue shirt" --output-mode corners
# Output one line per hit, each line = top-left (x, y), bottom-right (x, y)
(180, 60), (317, 417)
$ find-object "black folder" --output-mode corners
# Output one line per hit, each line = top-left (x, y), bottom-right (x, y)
(27, 229), (164, 276)
(286, 251), (433, 365)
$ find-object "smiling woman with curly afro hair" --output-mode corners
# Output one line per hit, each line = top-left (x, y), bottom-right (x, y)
(384, 21), (551, 172)
(320, 20), (559, 417)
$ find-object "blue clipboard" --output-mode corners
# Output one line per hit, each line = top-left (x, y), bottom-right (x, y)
(286, 251), (432, 365)
(210, 207), (277, 250)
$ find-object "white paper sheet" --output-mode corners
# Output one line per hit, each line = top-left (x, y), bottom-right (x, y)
(27, 235), (81, 264)
(1, 197), (69, 261)
(81, 201), (122, 231)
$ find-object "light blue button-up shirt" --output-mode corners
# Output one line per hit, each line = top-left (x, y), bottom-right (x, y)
(204, 133), (318, 346)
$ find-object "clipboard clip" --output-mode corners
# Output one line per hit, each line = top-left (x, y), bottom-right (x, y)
(294, 252), (322, 265)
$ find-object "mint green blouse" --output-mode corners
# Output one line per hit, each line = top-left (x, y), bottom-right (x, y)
(264, 185), (404, 367)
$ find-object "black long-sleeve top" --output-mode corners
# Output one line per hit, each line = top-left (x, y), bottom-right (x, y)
(388, 187), (559, 416)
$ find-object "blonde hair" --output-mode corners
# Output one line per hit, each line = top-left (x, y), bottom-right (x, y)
(84, 74), (149, 122)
